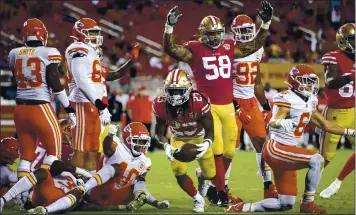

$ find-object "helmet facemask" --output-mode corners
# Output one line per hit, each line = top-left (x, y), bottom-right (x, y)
(341, 35), (355, 53)
(201, 29), (225, 49)
(295, 74), (319, 97)
(126, 135), (151, 157)
(231, 24), (255, 43)
(80, 28), (103, 50)
(166, 86), (192, 107)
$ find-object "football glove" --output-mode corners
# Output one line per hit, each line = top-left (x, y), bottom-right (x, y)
(164, 143), (175, 161)
(257, 1), (273, 23)
(275, 119), (296, 131)
(108, 124), (118, 137)
(130, 43), (141, 61)
(166, 6), (182, 26)
(99, 108), (111, 126)
(196, 139), (212, 159)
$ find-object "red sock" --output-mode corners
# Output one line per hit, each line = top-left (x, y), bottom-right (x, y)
(337, 153), (355, 181)
(176, 175), (198, 197)
(223, 157), (232, 174)
(214, 155), (225, 192)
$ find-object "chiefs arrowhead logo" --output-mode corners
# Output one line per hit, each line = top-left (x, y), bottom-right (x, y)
(138, 161), (145, 171)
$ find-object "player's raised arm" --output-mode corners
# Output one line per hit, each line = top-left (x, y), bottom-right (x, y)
(234, 1), (272, 58)
(163, 6), (193, 63)
(310, 111), (355, 136)
(106, 43), (141, 81)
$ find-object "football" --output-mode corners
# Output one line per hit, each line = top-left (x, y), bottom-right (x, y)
(173, 144), (198, 162)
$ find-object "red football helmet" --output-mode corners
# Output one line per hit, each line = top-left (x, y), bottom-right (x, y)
(122, 122), (151, 156)
(231, 15), (255, 43)
(21, 18), (48, 46)
(0, 137), (20, 164)
(71, 18), (103, 49)
(287, 64), (319, 97)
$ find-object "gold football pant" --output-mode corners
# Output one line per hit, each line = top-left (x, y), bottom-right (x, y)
(170, 135), (215, 179)
(211, 103), (238, 159)
(320, 107), (355, 161)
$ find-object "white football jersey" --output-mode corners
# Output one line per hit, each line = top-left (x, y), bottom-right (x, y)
(65, 42), (105, 103)
(233, 47), (264, 99)
(0, 165), (17, 187)
(103, 136), (151, 189)
(269, 90), (318, 146)
(52, 172), (77, 193)
(8, 46), (62, 102)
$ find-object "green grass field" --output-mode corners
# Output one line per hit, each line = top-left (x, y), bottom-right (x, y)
(3, 150), (355, 214)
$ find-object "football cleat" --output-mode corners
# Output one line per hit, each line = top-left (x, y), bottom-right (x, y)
(264, 183), (279, 199)
(206, 185), (219, 204)
(217, 190), (229, 207)
(320, 179), (341, 199)
(224, 202), (245, 212)
(0, 197), (4, 212)
(196, 168), (209, 197)
(126, 193), (148, 212)
(192, 194), (205, 213)
(28, 206), (47, 214)
(300, 201), (327, 214)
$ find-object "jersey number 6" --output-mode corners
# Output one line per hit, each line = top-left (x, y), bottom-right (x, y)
(203, 55), (231, 80)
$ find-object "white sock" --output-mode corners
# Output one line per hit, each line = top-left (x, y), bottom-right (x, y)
(193, 193), (202, 200)
(225, 162), (232, 186)
(17, 160), (32, 178)
(3, 172), (37, 202)
(84, 165), (115, 192)
(256, 153), (272, 182)
(45, 194), (76, 213)
(334, 179), (342, 186)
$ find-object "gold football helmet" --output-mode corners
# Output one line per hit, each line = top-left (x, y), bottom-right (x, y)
(198, 16), (225, 49)
(164, 69), (193, 106)
(336, 23), (355, 53)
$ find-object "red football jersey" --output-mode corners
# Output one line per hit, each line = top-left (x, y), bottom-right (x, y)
(152, 92), (211, 138)
(321, 50), (355, 108)
(184, 39), (235, 105)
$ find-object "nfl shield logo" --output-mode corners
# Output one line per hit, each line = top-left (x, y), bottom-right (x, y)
(223, 44), (230, 50)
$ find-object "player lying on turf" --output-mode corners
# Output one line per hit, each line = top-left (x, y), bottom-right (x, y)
(225, 64), (355, 214)
(28, 123), (169, 214)
(0, 158), (91, 213)
(163, 1), (273, 206)
(154, 69), (220, 212)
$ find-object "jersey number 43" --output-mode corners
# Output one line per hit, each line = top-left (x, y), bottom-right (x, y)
(14, 58), (43, 89)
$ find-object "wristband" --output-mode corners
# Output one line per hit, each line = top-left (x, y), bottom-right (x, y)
(261, 20), (271, 30)
(95, 99), (107, 111)
(262, 102), (271, 111)
(165, 23), (173, 34)
(204, 139), (213, 147)
(54, 89), (70, 108)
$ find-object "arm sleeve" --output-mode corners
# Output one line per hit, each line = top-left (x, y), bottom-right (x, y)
(321, 52), (338, 65)
(45, 48), (62, 65)
(8, 50), (15, 69)
(71, 56), (100, 104)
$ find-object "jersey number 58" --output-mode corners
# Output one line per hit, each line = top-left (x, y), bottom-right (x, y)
(202, 55), (231, 80)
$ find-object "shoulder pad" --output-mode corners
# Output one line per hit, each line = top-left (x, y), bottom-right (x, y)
(321, 51), (338, 65)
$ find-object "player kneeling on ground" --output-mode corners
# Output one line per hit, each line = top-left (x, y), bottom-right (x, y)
(153, 69), (215, 212)
(225, 64), (355, 214)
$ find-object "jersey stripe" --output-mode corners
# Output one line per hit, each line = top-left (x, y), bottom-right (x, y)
(273, 102), (291, 108)
(267, 140), (310, 163)
(209, 16), (217, 26)
(173, 69), (180, 84)
(68, 47), (89, 55)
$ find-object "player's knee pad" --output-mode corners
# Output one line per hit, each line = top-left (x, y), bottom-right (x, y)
(279, 195), (295, 211)
(223, 149), (235, 160)
(212, 138), (224, 155)
(171, 161), (187, 176)
(309, 153), (325, 171)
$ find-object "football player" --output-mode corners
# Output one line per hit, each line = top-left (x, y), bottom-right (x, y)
(66, 18), (140, 173)
(153, 69), (217, 212)
(0, 147), (91, 213)
(163, 1), (273, 206)
(8, 18), (76, 180)
(320, 23), (355, 167)
(37, 122), (165, 213)
(225, 65), (355, 214)
(229, 14), (275, 198)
